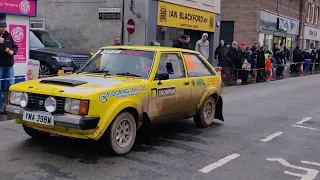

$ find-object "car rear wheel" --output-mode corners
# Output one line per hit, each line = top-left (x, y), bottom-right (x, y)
(194, 96), (216, 128)
(23, 125), (51, 139)
(105, 112), (136, 155)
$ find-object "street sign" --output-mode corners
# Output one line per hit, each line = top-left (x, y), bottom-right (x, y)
(99, 8), (121, 20)
(127, 19), (135, 34)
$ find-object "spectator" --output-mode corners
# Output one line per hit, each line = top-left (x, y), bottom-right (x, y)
(276, 46), (285, 77)
(316, 48), (320, 71)
(303, 49), (312, 74)
(292, 46), (304, 73)
(249, 44), (258, 81)
(113, 36), (121, 45)
(223, 41), (238, 86)
(215, 40), (226, 67)
(272, 44), (281, 69)
(172, 35), (191, 50)
(238, 44), (250, 85)
(0, 21), (18, 111)
(256, 46), (266, 82)
(310, 48), (316, 72)
(185, 35), (192, 49)
(195, 33), (209, 59)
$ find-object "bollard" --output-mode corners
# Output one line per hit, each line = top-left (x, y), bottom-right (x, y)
(58, 70), (64, 76)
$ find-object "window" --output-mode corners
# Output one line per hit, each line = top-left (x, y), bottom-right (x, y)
(157, 53), (186, 79)
(0, 13), (6, 21)
(307, 3), (311, 23)
(30, 19), (45, 30)
(315, 7), (319, 24)
(183, 53), (214, 77)
(311, 4), (315, 23)
(29, 31), (45, 48)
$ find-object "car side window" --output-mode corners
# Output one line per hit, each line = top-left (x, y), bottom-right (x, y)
(183, 53), (215, 77)
(157, 53), (186, 79)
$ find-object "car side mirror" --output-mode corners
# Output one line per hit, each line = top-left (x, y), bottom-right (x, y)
(157, 73), (169, 85)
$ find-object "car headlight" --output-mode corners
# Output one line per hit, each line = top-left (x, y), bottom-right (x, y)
(64, 98), (89, 115)
(45, 96), (57, 113)
(20, 92), (28, 108)
(53, 56), (72, 62)
(9, 91), (22, 105)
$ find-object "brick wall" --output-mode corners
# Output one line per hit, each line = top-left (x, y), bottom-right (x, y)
(221, 0), (260, 45)
(221, 0), (301, 46)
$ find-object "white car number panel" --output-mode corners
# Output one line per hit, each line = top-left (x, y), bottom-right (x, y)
(22, 111), (54, 125)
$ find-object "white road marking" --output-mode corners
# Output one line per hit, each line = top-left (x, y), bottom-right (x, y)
(296, 117), (312, 125)
(267, 158), (319, 180)
(0, 120), (14, 126)
(302, 161), (320, 167)
(291, 125), (320, 131)
(260, 131), (283, 142)
(199, 153), (240, 173)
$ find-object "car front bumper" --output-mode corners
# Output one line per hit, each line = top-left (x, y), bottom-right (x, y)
(5, 105), (100, 130)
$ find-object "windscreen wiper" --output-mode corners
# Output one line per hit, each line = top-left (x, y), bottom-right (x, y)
(116, 72), (141, 77)
(80, 69), (110, 76)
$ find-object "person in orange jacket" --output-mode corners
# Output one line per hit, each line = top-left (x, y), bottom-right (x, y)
(265, 54), (272, 81)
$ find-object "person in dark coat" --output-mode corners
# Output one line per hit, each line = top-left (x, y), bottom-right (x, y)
(303, 49), (312, 73)
(292, 46), (304, 73)
(316, 48), (320, 71)
(256, 46), (266, 82)
(276, 47), (285, 77)
(172, 35), (191, 50)
(0, 21), (18, 111)
(223, 41), (238, 85)
(310, 48), (316, 72)
(215, 40), (226, 67)
(238, 46), (250, 85)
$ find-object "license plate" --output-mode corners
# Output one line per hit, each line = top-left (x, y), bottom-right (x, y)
(22, 111), (54, 125)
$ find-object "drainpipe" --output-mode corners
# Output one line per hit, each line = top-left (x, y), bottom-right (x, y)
(121, 0), (125, 45)
(298, 0), (305, 48)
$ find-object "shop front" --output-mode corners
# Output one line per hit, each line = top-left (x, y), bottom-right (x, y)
(155, 1), (216, 61)
(0, 0), (37, 83)
(258, 9), (299, 54)
(303, 25), (320, 50)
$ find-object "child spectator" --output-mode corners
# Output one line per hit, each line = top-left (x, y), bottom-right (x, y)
(265, 54), (272, 81)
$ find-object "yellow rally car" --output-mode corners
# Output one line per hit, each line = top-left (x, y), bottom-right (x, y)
(5, 46), (224, 155)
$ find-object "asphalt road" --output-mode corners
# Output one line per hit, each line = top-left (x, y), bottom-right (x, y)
(1, 74), (320, 180)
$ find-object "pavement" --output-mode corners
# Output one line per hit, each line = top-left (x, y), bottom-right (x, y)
(1, 74), (320, 180)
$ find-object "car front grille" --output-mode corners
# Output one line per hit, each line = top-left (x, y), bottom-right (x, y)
(26, 93), (65, 114)
(72, 56), (90, 68)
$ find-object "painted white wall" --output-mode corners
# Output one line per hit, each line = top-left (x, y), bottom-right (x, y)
(160, 0), (220, 14)
(6, 15), (29, 78)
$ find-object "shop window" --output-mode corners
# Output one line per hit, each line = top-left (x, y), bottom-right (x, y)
(307, 3), (311, 23)
(182, 53), (214, 77)
(258, 33), (265, 46)
(157, 53), (186, 79)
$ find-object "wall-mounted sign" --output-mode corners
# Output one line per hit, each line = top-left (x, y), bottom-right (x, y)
(99, 8), (121, 20)
(0, 0), (37, 17)
(304, 25), (320, 41)
(157, 1), (215, 32)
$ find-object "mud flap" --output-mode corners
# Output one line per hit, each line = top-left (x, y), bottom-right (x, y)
(214, 96), (224, 121)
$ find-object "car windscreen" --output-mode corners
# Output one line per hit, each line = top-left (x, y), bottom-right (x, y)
(30, 31), (45, 48)
(78, 49), (155, 78)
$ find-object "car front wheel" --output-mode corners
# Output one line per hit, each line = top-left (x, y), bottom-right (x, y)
(23, 125), (51, 139)
(105, 112), (137, 155)
(194, 96), (216, 128)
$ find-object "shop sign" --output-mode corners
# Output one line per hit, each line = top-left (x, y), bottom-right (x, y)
(99, 8), (121, 20)
(304, 25), (320, 41)
(0, 0), (36, 17)
(157, 1), (215, 32)
(9, 24), (27, 63)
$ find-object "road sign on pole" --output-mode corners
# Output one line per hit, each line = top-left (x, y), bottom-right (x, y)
(127, 19), (135, 34)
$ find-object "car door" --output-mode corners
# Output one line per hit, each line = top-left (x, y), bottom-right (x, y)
(182, 53), (219, 116)
(148, 52), (192, 122)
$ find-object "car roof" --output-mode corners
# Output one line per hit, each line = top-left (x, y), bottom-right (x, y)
(101, 45), (200, 54)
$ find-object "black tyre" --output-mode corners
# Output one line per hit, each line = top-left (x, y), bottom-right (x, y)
(193, 96), (216, 128)
(105, 112), (137, 155)
(39, 63), (52, 77)
(23, 125), (50, 139)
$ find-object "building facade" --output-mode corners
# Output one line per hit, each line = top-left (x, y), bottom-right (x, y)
(301, 0), (320, 50)
(221, 0), (301, 52)
(33, 0), (221, 64)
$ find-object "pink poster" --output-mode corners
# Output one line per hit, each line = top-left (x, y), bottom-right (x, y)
(9, 24), (26, 63)
(0, 0), (36, 17)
